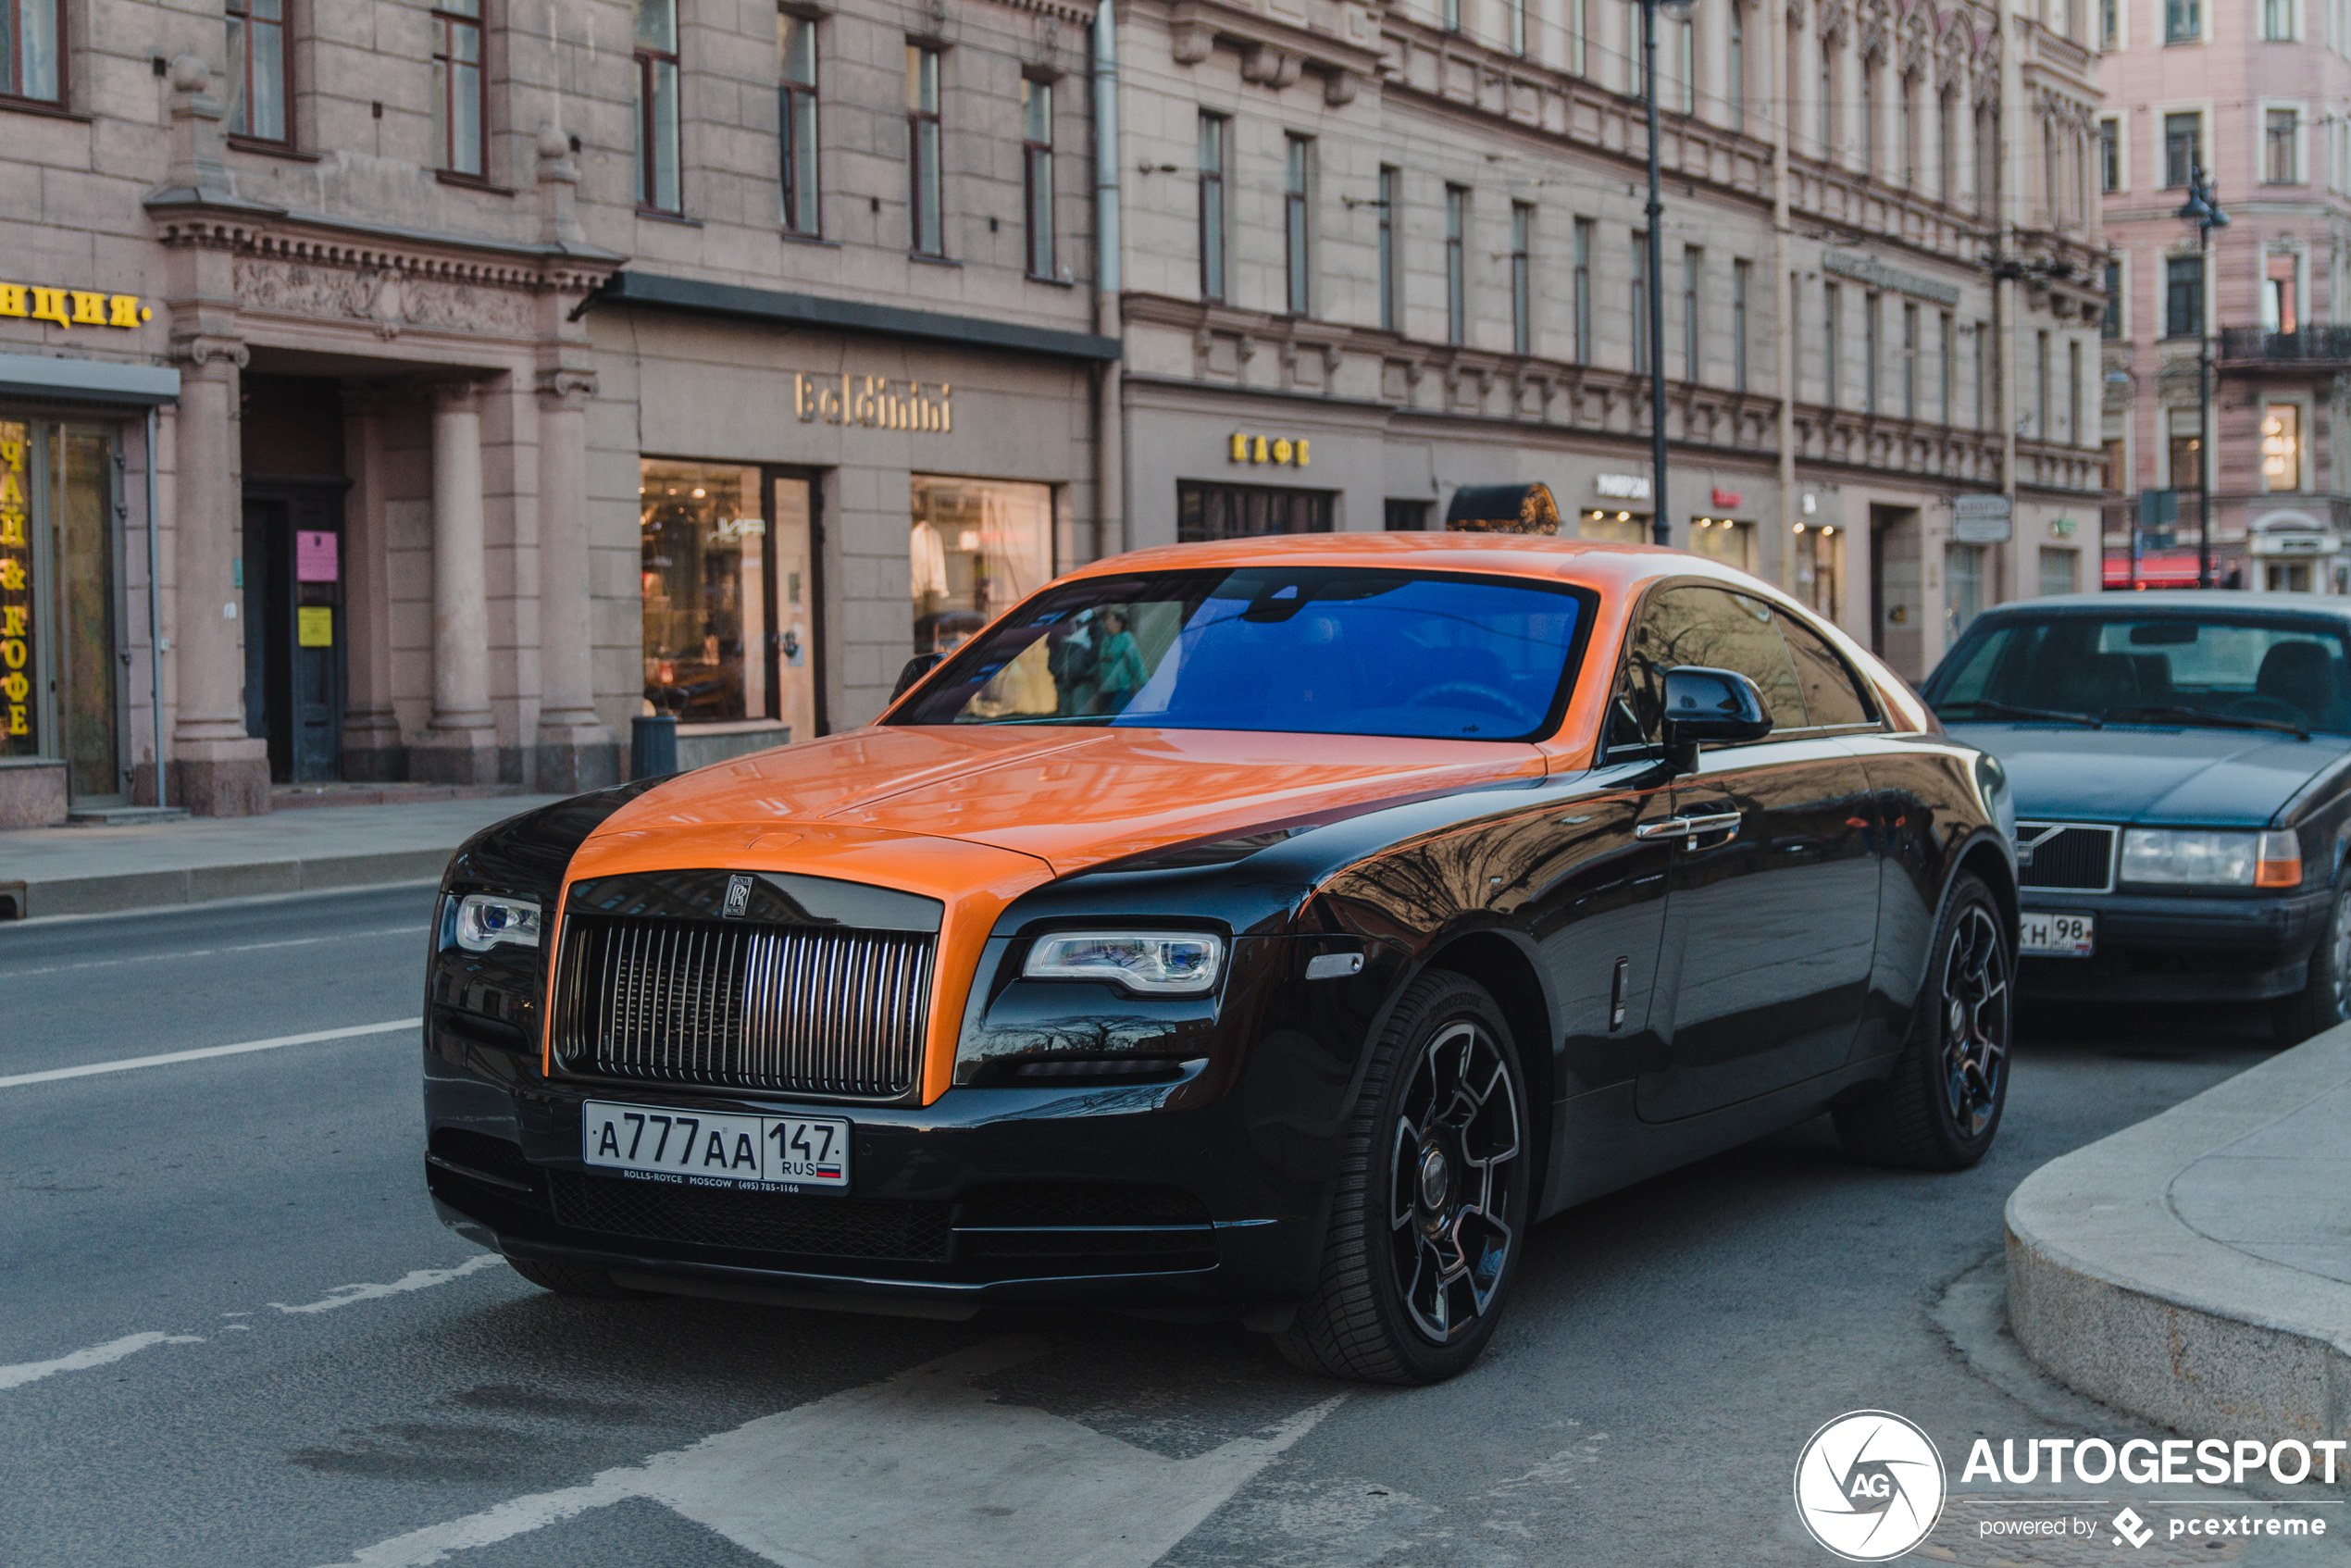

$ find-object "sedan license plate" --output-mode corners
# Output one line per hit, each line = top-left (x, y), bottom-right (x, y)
(581, 1100), (850, 1192)
(2019, 911), (2096, 958)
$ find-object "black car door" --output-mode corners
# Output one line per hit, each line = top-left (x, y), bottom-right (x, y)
(1611, 584), (1882, 1121)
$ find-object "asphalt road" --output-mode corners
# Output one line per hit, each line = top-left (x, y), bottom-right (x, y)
(4, 886), (2344, 1567)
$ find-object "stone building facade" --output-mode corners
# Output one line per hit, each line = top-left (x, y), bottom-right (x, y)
(2096, 0), (2351, 591)
(1106, 0), (2107, 681)
(0, 0), (1109, 827)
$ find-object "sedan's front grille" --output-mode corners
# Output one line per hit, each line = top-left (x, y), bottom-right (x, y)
(554, 916), (931, 1099)
(2016, 822), (2118, 892)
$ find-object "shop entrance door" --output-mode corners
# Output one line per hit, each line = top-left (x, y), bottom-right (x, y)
(243, 480), (348, 783)
(1869, 504), (1922, 682)
(769, 471), (822, 740)
(1, 420), (130, 807)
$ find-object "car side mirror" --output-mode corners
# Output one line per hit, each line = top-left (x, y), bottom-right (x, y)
(891, 653), (944, 701)
(1661, 665), (1773, 771)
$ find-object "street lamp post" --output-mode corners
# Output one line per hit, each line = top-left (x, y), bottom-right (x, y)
(2176, 166), (2228, 589)
(1636, 0), (1695, 548)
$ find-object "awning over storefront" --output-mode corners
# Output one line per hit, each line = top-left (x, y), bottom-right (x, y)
(0, 353), (180, 407)
(2103, 550), (2206, 588)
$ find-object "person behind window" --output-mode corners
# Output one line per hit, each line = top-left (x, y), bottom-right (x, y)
(1090, 606), (1149, 714)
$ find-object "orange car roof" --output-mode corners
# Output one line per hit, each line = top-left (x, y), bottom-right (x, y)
(1064, 531), (1750, 599)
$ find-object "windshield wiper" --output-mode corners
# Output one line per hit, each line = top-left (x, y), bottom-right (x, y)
(2107, 703), (2311, 740)
(1936, 698), (2105, 728)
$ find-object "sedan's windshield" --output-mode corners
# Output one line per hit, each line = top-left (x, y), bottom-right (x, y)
(890, 567), (1593, 740)
(1925, 614), (2351, 735)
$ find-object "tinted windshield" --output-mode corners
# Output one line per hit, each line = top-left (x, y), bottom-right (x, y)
(1926, 614), (2351, 733)
(890, 567), (1593, 740)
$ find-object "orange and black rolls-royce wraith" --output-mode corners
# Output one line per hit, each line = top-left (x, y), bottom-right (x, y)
(423, 532), (2016, 1384)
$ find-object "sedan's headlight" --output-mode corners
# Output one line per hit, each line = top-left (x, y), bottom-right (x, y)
(2120, 829), (2298, 887)
(1023, 931), (1225, 994)
(451, 892), (542, 952)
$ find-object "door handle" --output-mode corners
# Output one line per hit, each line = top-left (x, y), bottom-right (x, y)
(1635, 811), (1744, 841)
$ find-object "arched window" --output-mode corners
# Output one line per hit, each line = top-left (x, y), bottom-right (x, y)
(1728, 4), (1747, 124)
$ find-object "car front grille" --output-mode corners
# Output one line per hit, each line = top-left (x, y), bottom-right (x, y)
(2016, 823), (2117, 892)
(554, 916), (931, 1100)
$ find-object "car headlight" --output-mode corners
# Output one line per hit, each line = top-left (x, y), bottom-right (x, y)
(450, 892), (542, 952)
(1022, 930), (1225, 994)
(2120, 828), (2299, 887)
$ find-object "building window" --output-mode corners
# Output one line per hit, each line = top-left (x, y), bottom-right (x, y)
(1022, 80), (1054, 278)
(0, 0), (60, 103)
(1633, 232), (1650, 375)
(1796, 526), (1839, 619)
(1574, 218), (1595, 363)
(1823, 281), (1840, 405)
(2267, 252), (2299, 331)
(2163, 112), (2200, 188)
(2035, 329), (2050, 439)
(1376, 166), (1399, 331)
(1733, 258), (1752, 392)
(2100, 0), (2120, 45)
(2068, 338), (2083, 444)
(1860, 56), (1877, 174)
(1177, 481), (1335, 541)
(2265, 0), (2295, 38)
(2263, 404), (2302, 490)
(1818, 43), (1835, 151)
(1199, 115), (1227, 304)
(2165, 0), (2200, 39)
(1946, 543), (1986, 642)
(1899, 71), (1918, 184)
(2103, 258), (2122, 338)
(1443, 0), (1461, 30)
(1511, 202), (1534, 355)
(1902, 301), (1920, 420)
(2098, 117), (2121, 191)
(1508, 0), (1527, 54)
(906, 46), (944, 255)
(2165, 254), (2204, 337)
(2169, 407), (2203, 488)
(1728, 3), (1746, 122)
(1445, 184), (1468, 345)
(1682, 246), (1702, 382)
(228, 0), (291, 144)
(2265, 107), (2299, 183)
(433, 0), (485, 177)
(1385, 499), (1432, 531)
(1939, 89), (1957, 201)
(1570, 0), (1588, 74)
(1975, 318), (1990, 429)
(911, 476), (1053, 658)
(641, 460), (771, 723)
(1938, 310), (1955, 422)
(2039, 547), (2080, 596)
(1285, 134), (1313, 317)
(1863, 292), (1881, 413)
(1677, 17), (1696, 114)
(778, 12), (819, 236)
(635, 0), (682, 212)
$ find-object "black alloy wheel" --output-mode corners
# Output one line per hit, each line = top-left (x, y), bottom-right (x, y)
(2271, 871), (2351, 1045)
(1834, 871), (2011, 1170)
(1277, 971), (1531, 1385)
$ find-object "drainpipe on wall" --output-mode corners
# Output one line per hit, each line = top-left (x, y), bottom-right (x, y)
(1998, 7), (2023, 621)
(1092, 0), (1125, 562)
(144, 405), (167, 808)
(1771, 2), (1797, 599)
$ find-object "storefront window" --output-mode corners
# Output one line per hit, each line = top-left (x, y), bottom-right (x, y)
(911, 476), (1053, 653)
(1177, 481), (1333, 542)
(0, 422), (35, 757)
(1577, 508), (1649, 543)
(1795, 524), (1840, 618)
(1, 419), (122, 796)
(641, 459), (767, 721)
(1689, 517), (1756, 573)
(2262, 404), (2302, 492)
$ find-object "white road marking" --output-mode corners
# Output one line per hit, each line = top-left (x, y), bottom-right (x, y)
(321, 1337), (1345, 1568)
(270, 1253), (504, 1314)
(0, 1018), (420, 1089)
(0, 1331), (205, 1392)
(3, 925), (428, 977)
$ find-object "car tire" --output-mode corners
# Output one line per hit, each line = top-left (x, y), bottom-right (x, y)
(1833, 871), (2011, 1171)
(2270, 874), (2351, 1045)
(506, 1257), (637, 1298)
(1275, 971), (1532, 1386)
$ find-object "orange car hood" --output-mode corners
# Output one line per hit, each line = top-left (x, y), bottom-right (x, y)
(590, 725), (1543, 876)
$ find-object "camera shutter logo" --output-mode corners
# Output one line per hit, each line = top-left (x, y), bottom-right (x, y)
(1793, 1411), (1947, 1561)
(723, 875), (753, 919)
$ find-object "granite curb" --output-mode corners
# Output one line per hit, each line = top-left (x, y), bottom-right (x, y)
(2006, 1026), (2351, 1447)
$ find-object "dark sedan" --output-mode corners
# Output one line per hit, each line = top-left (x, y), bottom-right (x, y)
(1922, 591), (2351, 1039)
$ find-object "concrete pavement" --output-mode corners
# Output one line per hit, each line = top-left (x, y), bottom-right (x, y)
(2007, 1025), (2351, 1446)
(0, 794), (564, 919)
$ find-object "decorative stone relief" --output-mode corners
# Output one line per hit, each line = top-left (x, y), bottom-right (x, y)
(233, 258), (536, 341)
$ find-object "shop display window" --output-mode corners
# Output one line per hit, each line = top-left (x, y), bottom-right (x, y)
(1176, 481), (1334, 542)
(641, 459), (768, 722)
(0, 419), (122, 798)
(1690, 517), (1756, 573)
(0, 422), (36, 759)
(910, 476), (1053, 654)
(1577, 508), (1649, 544)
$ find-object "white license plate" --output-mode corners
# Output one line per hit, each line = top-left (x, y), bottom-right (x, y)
(2019, 911), (2096, 958)
(581, 1100), (850, 1192)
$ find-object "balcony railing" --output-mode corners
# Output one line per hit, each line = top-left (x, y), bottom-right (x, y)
(2217, 326), (2351, 367)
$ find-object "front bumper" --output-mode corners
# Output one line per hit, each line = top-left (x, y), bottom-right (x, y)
(2016, 887), (2333, 1002)
(423, 1023), (1331, 1315)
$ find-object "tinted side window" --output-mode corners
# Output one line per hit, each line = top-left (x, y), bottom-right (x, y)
(1611, 585), (1805, 749)
(1778, 613), (1877, 728)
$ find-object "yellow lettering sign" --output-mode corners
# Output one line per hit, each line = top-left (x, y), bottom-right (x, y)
(0, 560), (22, 591)
(6, 704), (27, 736)
(69, 291), (106, 326)
(1229, 432), (1312, 467)
(0, 639), (21, 670)
(0, 284), (22, 317)
(29, 287), (70, 327)
(0, 283), (146, 327)
(0, 605), (23, 636)
(1296, 439), (1311, 467)
(0, 513), (23, 547)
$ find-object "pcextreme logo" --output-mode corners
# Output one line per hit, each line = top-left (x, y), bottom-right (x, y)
(1793, 1411), (1947, 1562)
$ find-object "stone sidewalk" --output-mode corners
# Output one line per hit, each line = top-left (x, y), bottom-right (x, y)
(2007, 1026), (2351, 1446)
(0, 794), (564, 919)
